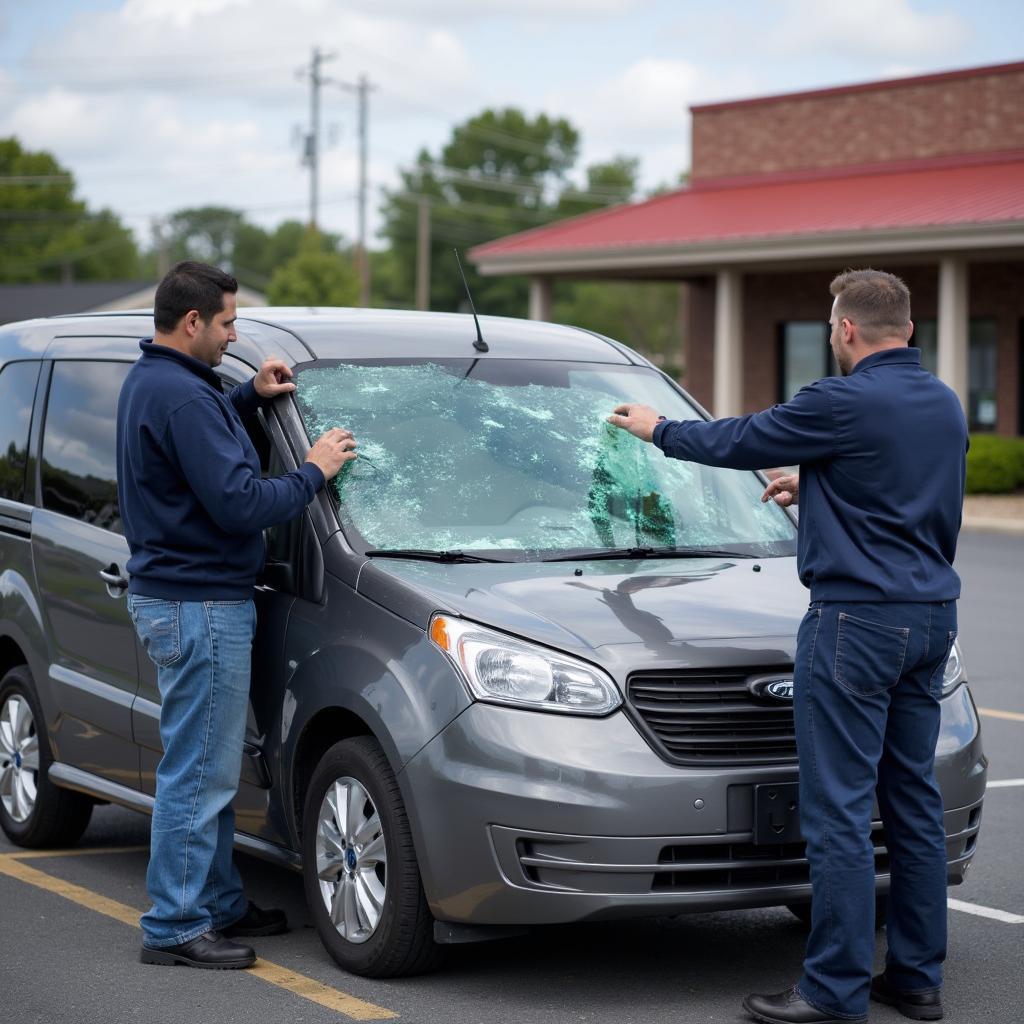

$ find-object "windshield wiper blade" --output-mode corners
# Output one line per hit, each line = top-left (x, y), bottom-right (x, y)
(366, 548), (509, 563)
(542, 546), (756, 562)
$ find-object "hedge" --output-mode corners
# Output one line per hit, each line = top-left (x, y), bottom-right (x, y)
(965, 434), (1024, 494)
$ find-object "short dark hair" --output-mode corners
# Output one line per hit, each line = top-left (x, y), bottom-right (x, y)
(829, 269), (911, 344)
(153, 260), (238, 333)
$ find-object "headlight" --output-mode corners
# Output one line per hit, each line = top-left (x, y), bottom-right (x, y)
(429, 614), (621, 716)
(941, 640), (964, 696)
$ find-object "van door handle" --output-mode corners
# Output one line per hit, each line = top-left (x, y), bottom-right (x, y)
(99, 564), (128, 589)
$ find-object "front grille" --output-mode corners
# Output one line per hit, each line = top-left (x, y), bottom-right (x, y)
(627, 667), (798, 766)
(652, 825), (890, 891)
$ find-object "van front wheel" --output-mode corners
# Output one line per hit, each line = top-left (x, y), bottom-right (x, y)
(301, 736), (442, 977)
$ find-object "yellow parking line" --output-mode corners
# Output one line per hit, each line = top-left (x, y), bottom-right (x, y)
(5, 845), (149, 860)
(0, 853), (397, 1021)
(978, 706), (1024, 723)
(0, 853), (140, 926)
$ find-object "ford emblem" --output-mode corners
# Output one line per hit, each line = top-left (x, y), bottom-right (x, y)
(749, 676), (795, 701)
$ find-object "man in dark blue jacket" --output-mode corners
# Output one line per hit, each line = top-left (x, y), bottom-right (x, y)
(117, 261), (356, 970)
(609, 269), (966, 1024)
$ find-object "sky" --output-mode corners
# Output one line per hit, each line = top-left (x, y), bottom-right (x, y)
(1, 0), (1021, 254)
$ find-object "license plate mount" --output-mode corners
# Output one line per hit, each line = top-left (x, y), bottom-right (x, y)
(753, 782), (801, 845)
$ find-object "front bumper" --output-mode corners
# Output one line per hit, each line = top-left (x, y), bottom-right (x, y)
(400, 683), (986, 926)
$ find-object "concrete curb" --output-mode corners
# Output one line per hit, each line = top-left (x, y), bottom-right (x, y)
(962, 517), (1024, 535)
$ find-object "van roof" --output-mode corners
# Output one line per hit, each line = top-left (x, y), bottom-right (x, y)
(1, 307), (636, 366)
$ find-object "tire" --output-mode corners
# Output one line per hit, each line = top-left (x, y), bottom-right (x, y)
(0, 665), (93, 848)
(786, 894), (888, 930)
(301, 736), (443, 978)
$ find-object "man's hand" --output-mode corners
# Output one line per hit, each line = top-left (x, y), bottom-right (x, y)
(254, 357), (296, 398)
(607, 403), (663, 442)
(306, 428), (357, 480)
(761, 472), (799, 507)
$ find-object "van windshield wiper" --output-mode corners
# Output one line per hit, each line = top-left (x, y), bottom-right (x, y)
(541, 546), (756, 562)
(366, 548), (510, 563)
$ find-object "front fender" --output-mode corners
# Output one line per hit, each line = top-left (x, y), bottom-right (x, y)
(277, 590), (471, 848)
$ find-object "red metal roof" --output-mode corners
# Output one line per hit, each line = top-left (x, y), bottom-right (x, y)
(470, 152), (1024, 261)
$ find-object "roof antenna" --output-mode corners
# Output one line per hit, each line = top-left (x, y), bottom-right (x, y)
(454, 248), (489, 353)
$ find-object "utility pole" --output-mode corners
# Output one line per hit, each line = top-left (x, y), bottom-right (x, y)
(152, 216), (170, 279)
(336, 74), (376, 306)
(300, 47), (335, 231)
(416, 196), (431, 311)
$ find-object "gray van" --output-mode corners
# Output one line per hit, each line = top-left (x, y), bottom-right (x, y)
(0, 308), (986, 977)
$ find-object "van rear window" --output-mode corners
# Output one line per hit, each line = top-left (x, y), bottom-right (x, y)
(0, 360), (40, 504)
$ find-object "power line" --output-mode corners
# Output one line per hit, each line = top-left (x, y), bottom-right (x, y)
(0, 174), (74, 186)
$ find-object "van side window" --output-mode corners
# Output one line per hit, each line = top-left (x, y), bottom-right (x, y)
(0, 360), (41, 503)
(41, 361), (132, 533)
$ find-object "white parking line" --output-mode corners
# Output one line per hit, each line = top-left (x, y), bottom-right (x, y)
(948, 899), (1024, 925)
(986, 778), (1024, 788)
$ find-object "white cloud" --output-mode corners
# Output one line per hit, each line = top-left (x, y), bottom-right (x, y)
(768, 0), (967, 58)
(544, 58), (760, 189)
(6, 88), (119, 159)
(338, 0), (641, 19)
(672, 0), (966, 64)
(124, 0), (249, 29)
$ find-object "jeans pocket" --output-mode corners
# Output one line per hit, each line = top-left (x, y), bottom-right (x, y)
(130, 598), (182, 668)
(833, 611), (910, 697)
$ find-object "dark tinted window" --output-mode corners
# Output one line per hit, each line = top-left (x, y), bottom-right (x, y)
(41, 361), (132, 533)
(0, 360), (40, 502)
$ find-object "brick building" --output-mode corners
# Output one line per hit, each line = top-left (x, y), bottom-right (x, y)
(470, 61), (1024, 435)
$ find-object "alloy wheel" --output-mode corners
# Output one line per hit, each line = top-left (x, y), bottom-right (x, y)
(0, 694), (39, 823)
(315, 776), (387, 944)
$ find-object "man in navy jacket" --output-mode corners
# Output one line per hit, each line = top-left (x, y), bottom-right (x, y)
(117, 261), (356, 969)
(609, 270), (967, 1024)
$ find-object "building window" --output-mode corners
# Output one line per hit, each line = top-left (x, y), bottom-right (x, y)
(913, 320), (937, 375)
(779, 322), (832, 401)
(968, 318), (998, 432)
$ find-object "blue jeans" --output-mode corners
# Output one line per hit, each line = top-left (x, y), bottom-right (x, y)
(128, 596), (255, 948)
(794, 600), (957, 1018)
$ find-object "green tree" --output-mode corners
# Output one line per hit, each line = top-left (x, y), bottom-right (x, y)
(0, 137), (140, 282)
(157, 209), (344, 292)
(267, 230), (358, 306)
(161, 206), (246, 269)
(379, 108), (582, 316)
(553, 279), (682, 371)
(555, 155), (638, 218)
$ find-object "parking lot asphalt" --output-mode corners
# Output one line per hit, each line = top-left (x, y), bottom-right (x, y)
(2, 529), (1022, 1024)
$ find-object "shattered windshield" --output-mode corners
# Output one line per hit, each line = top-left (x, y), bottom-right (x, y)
(293, 359), (795, 559)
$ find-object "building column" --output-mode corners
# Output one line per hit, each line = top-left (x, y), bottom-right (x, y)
(713, 268), (743, 418)
(937, 256), (969, 413)
(528, 276), (552, 322)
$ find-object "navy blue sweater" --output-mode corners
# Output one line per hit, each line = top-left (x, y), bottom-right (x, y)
(653, 347), (967, 602)
(116, 340), (324, 600)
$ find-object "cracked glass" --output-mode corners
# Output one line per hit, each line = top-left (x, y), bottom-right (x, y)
(293, 359), (795, 558)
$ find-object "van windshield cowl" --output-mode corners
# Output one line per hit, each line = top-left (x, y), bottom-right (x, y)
(293, 359), (796, 562)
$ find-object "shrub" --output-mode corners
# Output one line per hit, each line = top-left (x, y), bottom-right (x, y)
(965, 434), (1024, 494)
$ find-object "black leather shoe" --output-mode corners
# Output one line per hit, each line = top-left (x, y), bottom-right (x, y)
(140, 931), (256, 969)
(871, 973), (944, 1021)
(743, 987), (866, 1024)
(222, 901), (288, 937)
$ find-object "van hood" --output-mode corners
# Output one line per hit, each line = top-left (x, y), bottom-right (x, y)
(357, 555), (807, 670)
